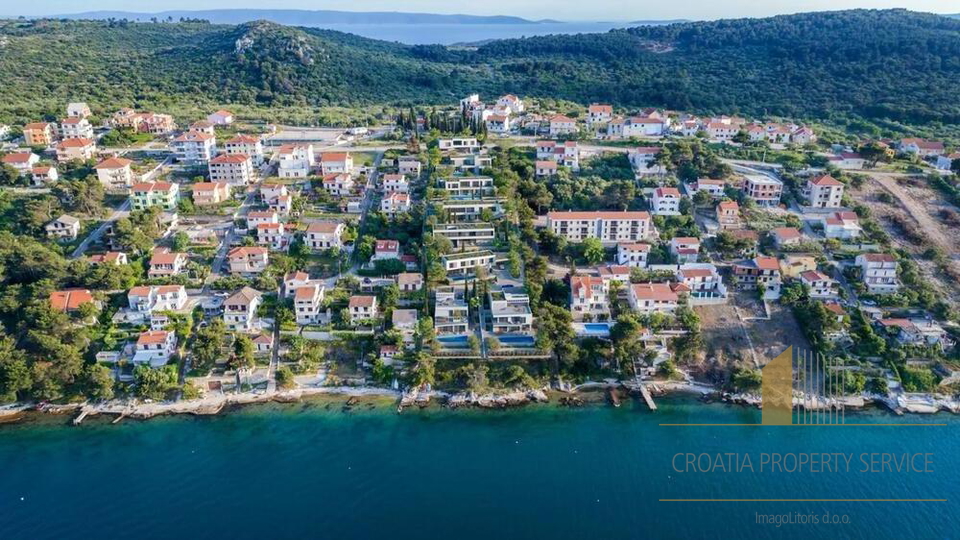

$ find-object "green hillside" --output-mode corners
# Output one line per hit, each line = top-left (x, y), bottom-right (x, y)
(0, 9), (958, 129)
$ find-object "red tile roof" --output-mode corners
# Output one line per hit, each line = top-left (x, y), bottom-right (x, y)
(49, 289), (95, 311)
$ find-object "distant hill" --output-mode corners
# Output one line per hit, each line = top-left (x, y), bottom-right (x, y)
(0, 9), (957, 128)
(53, 9), (540, 25)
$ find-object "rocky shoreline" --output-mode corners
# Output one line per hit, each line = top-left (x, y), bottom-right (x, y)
(1, 379), (957, 427)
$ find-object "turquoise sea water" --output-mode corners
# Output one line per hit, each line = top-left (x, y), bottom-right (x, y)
(0, 397), (956, 539)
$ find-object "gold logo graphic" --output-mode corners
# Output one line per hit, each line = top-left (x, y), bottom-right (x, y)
(763, 346), (845, 425)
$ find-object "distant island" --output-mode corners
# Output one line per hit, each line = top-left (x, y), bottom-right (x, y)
(52, 9), (551, 25)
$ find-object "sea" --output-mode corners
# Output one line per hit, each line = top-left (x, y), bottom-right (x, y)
(317, 22), (632, 45)
(0, 396), (955, 539)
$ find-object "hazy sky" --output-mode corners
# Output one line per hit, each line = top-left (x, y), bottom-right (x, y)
(5, 0), (957, 21)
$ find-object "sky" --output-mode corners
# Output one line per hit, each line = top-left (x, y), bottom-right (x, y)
(4, 0), (957, 21)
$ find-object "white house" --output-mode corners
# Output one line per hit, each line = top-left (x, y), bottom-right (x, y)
(372, 239), (401, 261)
(441, 250), (496, 276)
(805, 174), (844, 208)
(30, 166), (59, 186)
(228, 246), (269, 275)
(223, 287), (262, 332)
(45, 214), (81, 240)
(66, 102), (92, 119)
(669, 237), (701, 263)
(617, 242), (651, 267)
(628, 147), (664, 176)
(147, 248), (188, 278)
(348, 295), (378, 325)
(278, 144), (314, 178)
(1, 152), (39, 174)
(305, 221), (345, 250)
(548, 115), (577, 137)
(800, 270), (838, 299)
(224, 134), (264, 164)
(855, 253), (900, 295)
(496, 94), (524, 114)
(380, 192), (411, 216)
(819, 211), (861, 240)
(94, 157), (134, 187)
(132, 330), (178, 367)
(535, 160), (558, 177)
(382, 173), (410, 193)
(586, 104), (613, 125)
(294, 283), (326, 325)
(485, 115), (511, 134)
(547, 211), (654, 244)
(256, 222), (287, 250)
(60, 117), (94, 140)
(208, 153), (254, 185)
(651, 187), (681, 215)
(570, 275), (609, 322)
(207, 109), (234, 125)
(628, 283), (679, 313)
(171, 132), (216, 164)
(321, 173), (355, 197)
(127, 285), (188, 314)
(319, 152), (353, 175)
(622, 116), (665, 137)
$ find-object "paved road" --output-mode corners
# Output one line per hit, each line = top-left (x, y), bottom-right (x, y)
(347, 150), (386, 271)
(70, 154), (174, 259)
(205, 162), (274, 287)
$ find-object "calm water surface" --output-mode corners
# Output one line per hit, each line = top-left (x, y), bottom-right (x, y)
(0, 397), (956, 539)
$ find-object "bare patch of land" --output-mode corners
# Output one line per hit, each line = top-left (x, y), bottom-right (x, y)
(856, 173), (960, 304)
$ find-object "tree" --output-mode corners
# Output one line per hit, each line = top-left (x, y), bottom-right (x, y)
(190, 319), (225, 372)
(229, 333), (256, 373)
(275, 366), (297, 389)
(370, 358), (394, 385)
(0, 335), (31, 402)
(582, 237), (605, 265)
(410, 353), (435, 388)
(467, 335), (481, 356)
(134, 364), (178, 400)
(536, 303), (577, 369)
(82, 363), (115, 400)
(172, 231), (190, 252)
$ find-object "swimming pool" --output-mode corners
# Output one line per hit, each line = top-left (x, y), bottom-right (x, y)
(438, 335), (470, 346)
(574, 323), (612, 337)
(496, 335), (536, 347)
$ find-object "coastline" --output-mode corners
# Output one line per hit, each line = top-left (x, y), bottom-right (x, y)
(2, 378), (958, 428)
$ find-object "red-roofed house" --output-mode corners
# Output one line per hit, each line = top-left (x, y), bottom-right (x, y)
(372, 240), (401, 261)
(305, 221), (345, 250)
(535, 160), (558, 177)
(587, 104), (613, 125)
(548, 115), (577, 137)
(133, 330), (177, 366)
(628, 283), (679, 313)
(228, 246), (269, 275)
(192, 182), (231, 206)
(733, 256), (782, 299)
(95, 157), (134, 187)
(547, 211), (654, 244)
(319, 152), (353, 175)
(716, 200), (741, 230)
(2, 152), (40, 174)
(294, 283), (326, 325)
(800, 270), (838, 299)
(172, 131), (216, 164)
(209, 153), (253, 185)
(49, 289), (98, 313)
(148, 248), (188, 278)
(55, 138), (96, 162)
(617, 242), (651, 267)
(224, 134), (264, 163)
(651, 187), (681, 215)
(130, 182), (179, 210)
(805, 174), (844, 208)
(770, 227), (804, 248)
(855, 253), (900, 294)
(256, 222), (287, 250)
(348, 295), (378, 324)
(669, 237), (701, 263)
(23, 122), (56, 146)
(206, 109), (234, 125)
(11, 163), (51, 190)
(570, 275), (609, 321)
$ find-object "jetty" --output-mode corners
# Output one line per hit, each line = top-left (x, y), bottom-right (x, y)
(638, 384), (658, 411)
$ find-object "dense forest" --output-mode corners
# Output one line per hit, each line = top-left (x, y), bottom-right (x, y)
(0, 9), (958, 127)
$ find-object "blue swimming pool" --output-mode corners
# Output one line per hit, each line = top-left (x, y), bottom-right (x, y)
(438, 335), (470, 347)
(496, 335), (536, 347)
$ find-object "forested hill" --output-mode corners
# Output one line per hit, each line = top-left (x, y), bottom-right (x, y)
(0, 9), (958, 127)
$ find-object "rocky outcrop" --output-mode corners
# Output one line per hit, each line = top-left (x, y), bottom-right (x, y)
(446, 389), (549, 409)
